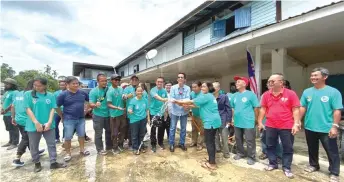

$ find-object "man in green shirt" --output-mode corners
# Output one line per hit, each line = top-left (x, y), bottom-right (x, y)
(149, 77), (168, 152)
(107, 74), (126, 154)
(231, 76), (259, 165)
(189, 81), (204, 151)
(89, 73), (111, 155)
(300, 67), (343, 182)
(1, 78), (19, 150)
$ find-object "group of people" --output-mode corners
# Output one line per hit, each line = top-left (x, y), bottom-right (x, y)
(1, 67), (342, 182)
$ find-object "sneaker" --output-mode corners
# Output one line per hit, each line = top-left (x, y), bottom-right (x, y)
(283, 169), (294, 179)
(159, 144), (165, 150)
(34, 162), (42, 173)
(233, 154), (243, 160)
(55, 139), (61, 144)
(152, 145), (157, 153)
(50, 162), (67, 169)
(7, 145), (17, 150)
(178, 144), (187, 151)
(12, 159), (25, 167)
(1, 143), (11, 147)
(112, 149), (120, 155)
(247, 158), (256, 165)
(170, 145), (175, 152)
(85, 136), (91, 142)
(98, 150), (108, 155)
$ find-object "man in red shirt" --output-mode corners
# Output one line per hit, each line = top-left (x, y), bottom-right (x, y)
(258, 73), (301, 179)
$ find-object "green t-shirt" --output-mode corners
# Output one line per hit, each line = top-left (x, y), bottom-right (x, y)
(226, 93), (234, 103)
(89, 87), (109, 117)
(106, 86), (124, 117)
(24, 91), (57, 132)
(128, 97), (148, 123)
(124, 85), (135, 109)
(54, 90), (63, 113)
(2, 90), (17, 116)
(301, 86), (343, 133)
(231, 90), (259, 129)
(13, 91), (27, 126)
(190, 91), (201, 117)
(149, 86), (167, 116)
(193, 93), (221, 129)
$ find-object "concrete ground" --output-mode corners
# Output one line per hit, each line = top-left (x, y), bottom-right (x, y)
(0, 117), (343, 182)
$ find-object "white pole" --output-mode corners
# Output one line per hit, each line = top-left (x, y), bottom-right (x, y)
(255, 45), (262, 100)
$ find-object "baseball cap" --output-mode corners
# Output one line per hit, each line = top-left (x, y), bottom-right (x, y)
(234, 76), (249, 86)
(110, 74), (121, 80)
(130, 75), (139, 80)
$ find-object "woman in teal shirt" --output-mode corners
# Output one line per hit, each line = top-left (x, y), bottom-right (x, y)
(174, 82), (221, 170)
(25, 78), (66, 172)
(127, 86), (149, 155)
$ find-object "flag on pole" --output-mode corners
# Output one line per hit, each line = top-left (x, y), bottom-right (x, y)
(247, 50), (258, 96)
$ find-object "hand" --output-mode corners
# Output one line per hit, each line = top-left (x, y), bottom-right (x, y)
(226, 122), (230, 128)
(291, 124), (300, 135)
(117, 107), (125, 111)
(35, 123), (43, 132)
(44, 122), (52, 131)
(128, 109), (133, 114)
(257, 123), (264, 132)
(11, 119), (17, 126)
(163, 98), (168, 102)
(96, 102), (101, 107)
(329, 127), (338, 138)
(170, 98), (176, 103)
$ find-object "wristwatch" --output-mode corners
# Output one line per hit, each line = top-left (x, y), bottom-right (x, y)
(332, 123), (339, 128)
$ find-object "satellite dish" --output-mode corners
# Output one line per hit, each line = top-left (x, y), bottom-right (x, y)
(145, 49), (158, 60)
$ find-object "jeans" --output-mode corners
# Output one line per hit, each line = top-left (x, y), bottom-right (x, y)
(110, 115), (127, 149)
(64, 119), (86, 140)
(169, 114), (188, 146)
(266, 126), (294, 170)
(130, 119), (147, 150)
(17, 125), (30, 156)
(191, 116), (204, 146)
(3, 115), (19, 145)
(92, 115), (112, 151)
(305, 129), (340, 176)
(28, 129), (57, 164)
(261, 129), (283, 158)
(150, 115), (169, 147)
(215, 127), (230, 156)
(234, 127), (256, 158)
(204, 128), (217, 164)
(54, 114), (61, 140)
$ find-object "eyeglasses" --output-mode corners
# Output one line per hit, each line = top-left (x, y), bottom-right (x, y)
(178, 77), (184, 79)
(268, 80), (282, 83)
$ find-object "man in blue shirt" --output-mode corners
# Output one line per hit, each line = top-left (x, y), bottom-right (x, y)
(169, 73), (191, 152)
(57, 76), (90, 161)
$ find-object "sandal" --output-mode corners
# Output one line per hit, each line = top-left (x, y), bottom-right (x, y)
(304, 165), (319, 173)
(201, 162), (217, 170)
(258, 153), (268, 160)
(264, 165), (277, 171)
(196, 146), (203, 151)
(64, 154), (72, 162)
(80, 150), (90, 156)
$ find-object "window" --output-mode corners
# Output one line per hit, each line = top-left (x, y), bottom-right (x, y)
(120, 71), (124, 77)
(133, 64), (139, 73)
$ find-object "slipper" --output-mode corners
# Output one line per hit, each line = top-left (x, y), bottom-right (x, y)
(265, 165), (277, 171)
(80, 150), (90, 156)
(201, 162), (217, 170)
(304, 166), (319, 173)
(64, 154), (72, 162)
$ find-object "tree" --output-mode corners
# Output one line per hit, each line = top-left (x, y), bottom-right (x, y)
(52, 70), (58, 78)
(14, 70), (59, 92)
(44, 65), (52, 75)
(1, 63), (16, 81)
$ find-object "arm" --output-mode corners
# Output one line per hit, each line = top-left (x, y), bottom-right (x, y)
(329, 90), (343, 138)
(89, 90), (99, 108)
(56, 107), (63, 118)
(174, 99), (193, 105)
(56, 92), (64, 118)
(257, 107), (266, 130)
(300, 107), (307, 120)
(254, 108), (259, 122)
(224, 96), (232, 123)
(291, 107), (301, 135)
(45, 108), (55, 131)
(26, 108), (43, 132)
(11, 104), (17, 125)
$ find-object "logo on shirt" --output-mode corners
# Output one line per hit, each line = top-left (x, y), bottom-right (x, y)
(234, 98), (236, 103)
(307, 96), (312, 102)
(281, 97), (288, 102)
(136, 105), (139, 110)
(162, 94), (166, 97)
(46, 99), (51, 104)
(321, 96), (329, 103)
(6, 94), (9, 99)
(16, 96), (24, 101)
(241, 97), (247, 103)
(32, 98), (37, 104)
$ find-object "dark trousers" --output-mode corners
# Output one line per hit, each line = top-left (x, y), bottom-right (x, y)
(3, 116), (19, 145)
(266, 126), (294, 170)
(110, 115), (127, 149)
(92, 115), (112, 151)
(54, 114), (61, 140)
(17, 125), (30, 156)
(150, 115), (169, 147)
(125, 117), (132, 146)
(234, 127), (256, 158)
(130, 119), (147, 150)
(305, 129), (340, 176)
(204, 128), (217, 164)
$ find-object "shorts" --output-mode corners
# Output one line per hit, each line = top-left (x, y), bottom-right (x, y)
(64, 119), (86, 140)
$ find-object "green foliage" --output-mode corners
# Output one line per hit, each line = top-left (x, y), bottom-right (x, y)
(1, 63), (16, 81)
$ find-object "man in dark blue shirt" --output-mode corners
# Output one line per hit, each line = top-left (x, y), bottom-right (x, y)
(56, 76), (90, 162)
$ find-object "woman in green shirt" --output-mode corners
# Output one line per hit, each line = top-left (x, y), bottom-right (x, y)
(25, 78), (66, 172)
(127, 86), (149, 155)
(173, 82), (221, 170)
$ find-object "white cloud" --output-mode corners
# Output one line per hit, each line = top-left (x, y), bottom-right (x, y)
(1, 0), (204, 76)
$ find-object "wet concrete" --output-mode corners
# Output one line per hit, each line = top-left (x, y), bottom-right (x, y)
(1, 119), (343, 182)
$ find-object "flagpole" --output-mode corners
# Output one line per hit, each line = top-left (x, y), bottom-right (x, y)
(255, 45), (262, 100)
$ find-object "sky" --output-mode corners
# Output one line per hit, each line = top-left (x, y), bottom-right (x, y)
(1, 0), (204, 77)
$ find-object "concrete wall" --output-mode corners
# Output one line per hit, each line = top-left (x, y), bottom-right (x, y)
(281, 0), (341, 20)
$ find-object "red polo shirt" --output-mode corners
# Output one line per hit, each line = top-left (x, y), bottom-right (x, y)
(261, 88), (300, 129)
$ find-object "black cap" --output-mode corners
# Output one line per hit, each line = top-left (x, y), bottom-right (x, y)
(130, 75), (139, 80)
(111, 74), (121, 80)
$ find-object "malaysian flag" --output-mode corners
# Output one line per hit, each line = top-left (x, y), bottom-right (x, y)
(247, 50), (258, 96)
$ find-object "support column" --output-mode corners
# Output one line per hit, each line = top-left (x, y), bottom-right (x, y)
(255, 45), (262, 99)
(271, 48), (287, 78)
